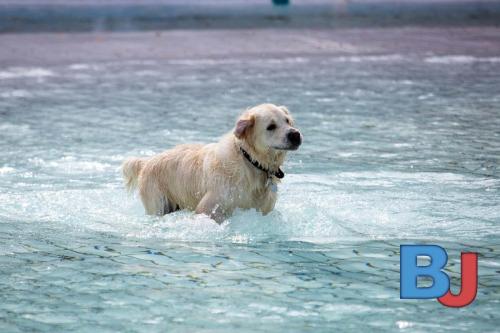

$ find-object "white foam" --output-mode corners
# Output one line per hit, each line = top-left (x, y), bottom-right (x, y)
(333, 54), (405, 63)
(0, 166), (15, 174)
(51, 158), (113, 173)
(167, 54), (406, 66)
(0, 122), (33, 136)
(0, 67), (56, 79)
(27, 156), (114, 174)
(1, 170), (497, 245)
(333, 171), (468, 183)
(68, 63), (101, 70)
(425, 55), (500, 64)
(396, 321), (414, 329)
(168, 58), (243, 66)
(68, 64), (90, 70)
(167, 57), (309, 66)
(0, 90), (32, 98)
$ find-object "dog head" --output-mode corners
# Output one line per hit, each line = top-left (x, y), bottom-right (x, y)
(234, 104), (302, 156)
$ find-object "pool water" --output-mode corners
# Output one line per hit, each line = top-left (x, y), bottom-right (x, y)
(1, 53), (499, 332)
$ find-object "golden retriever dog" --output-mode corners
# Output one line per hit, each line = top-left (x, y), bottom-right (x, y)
(122, 103), (302, 223)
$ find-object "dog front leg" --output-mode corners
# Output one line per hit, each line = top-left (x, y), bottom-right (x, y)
(195, 191), (230, 224)
(259, 190), (277, 216)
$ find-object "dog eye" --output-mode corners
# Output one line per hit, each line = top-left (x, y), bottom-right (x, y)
(285, 118), (290, 124)
(267, 124), (277, 131)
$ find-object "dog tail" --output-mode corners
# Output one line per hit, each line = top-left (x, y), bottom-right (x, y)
(122, 157), (147, 192)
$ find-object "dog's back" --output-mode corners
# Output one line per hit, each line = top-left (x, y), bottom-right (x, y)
(124, 144), (208, 215)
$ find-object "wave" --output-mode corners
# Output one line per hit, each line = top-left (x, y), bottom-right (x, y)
(0, 170), (497, 244)
(0, 67), (56, 79)
(0, 90), (32, 98)
(424, 55), (500, 64)
(332, 54), (405, 63)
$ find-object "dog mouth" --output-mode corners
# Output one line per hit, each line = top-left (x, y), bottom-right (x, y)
(272, 143), (301, 151)
(272, 134), (302, 151)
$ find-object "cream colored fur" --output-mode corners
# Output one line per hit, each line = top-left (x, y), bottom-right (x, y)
(122, 103), (301, 223)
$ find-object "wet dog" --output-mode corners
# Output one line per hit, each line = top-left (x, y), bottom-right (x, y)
(122, 103), (302, 223)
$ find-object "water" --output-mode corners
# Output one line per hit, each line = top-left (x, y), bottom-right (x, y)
(1, 53), (499, 332)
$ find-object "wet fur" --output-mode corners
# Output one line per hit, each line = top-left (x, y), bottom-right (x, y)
(122, 103), (300, 223)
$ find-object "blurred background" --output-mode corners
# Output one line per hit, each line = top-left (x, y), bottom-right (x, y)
(1, 0), (500, 32)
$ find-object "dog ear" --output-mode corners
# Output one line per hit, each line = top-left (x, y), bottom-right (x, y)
(278, 105), (290, 115)
(234, 114), (255, 139)
(279, 105), (294, 125)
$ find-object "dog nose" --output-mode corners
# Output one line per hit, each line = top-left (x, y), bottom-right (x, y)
(287, 130), (302, 146)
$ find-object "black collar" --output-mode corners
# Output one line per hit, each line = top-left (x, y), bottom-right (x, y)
(239, 147), (284, 179)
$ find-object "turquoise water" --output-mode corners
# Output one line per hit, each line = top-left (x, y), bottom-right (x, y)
(0, 54), (499, 331)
